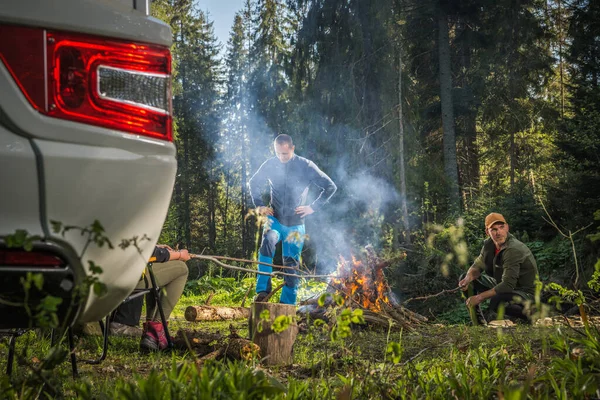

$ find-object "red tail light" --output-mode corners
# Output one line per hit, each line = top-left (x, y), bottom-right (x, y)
(0, 25), (172, 141)
(0, 249), (65, 268)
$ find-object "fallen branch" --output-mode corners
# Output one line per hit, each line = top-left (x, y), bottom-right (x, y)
(402, 287), (462, 305)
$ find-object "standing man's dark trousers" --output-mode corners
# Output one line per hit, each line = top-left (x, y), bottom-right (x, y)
(459, 273), (529, 322)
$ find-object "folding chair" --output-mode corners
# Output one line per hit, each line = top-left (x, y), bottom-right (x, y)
(83, 261), (174, 364)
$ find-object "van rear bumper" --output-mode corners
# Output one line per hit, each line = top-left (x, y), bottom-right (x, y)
(0, 240), (85, 329)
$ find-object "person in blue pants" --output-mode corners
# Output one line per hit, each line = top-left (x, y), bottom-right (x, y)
(249, 134), (337, 305)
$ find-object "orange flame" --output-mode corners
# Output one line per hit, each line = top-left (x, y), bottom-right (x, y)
(331, 254), (390, 312)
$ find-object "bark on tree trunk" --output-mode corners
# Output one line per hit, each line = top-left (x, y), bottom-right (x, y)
(397, 44), (411, 244)
(510, 130), (516, 190)
(438, 10), (461, 213)
(179, 21), (192, 250)
(185, 305), (251, 322)
(250, 302), (298, 365)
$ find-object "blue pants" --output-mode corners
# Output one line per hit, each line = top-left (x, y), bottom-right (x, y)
(256, 216), (305, 304)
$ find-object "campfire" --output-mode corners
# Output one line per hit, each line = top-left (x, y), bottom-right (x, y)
(300, 247), (427, 331)
(331, 254), (391, 312)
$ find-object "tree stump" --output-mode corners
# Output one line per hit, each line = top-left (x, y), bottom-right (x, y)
(250, 302), (298, 366)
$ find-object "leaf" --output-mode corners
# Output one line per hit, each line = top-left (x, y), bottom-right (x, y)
(50, 220), (62, 234)
(272, 315), (293, 333)
(32, 273), (44, 291)
(259, 309), (270, 321)
(386, 341), (403, 364)
(41, 346), (68, 370)
(318, 293), (329, 307)
(88, 260), (103, 275)
(93, 282), (107, 296)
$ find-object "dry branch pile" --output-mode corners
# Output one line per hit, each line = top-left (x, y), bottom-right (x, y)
(300, 247), (427, 332)
(173, 325), (259, 365)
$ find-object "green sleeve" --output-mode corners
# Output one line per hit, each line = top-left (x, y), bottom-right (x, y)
(494, 248), (526, 294)
(470, 248), (486, 272)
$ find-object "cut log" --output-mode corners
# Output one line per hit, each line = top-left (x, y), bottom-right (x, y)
(185, 306), (250, 322)
(250, 302), (298, 365)
(225, 337), (260, 361)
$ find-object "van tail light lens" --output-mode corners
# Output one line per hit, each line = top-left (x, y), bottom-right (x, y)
(0, 25), (172, 141)
(0, 249), (65, 268)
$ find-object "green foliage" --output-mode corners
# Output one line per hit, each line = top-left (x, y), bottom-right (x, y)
(272, 314), (294, 334)
(5, 229), (42, 251)
(526, 239), (574, 277)
(51, 219), (114, 251)
(385, 341), (403, 364)
(545, 282), (585, 307)
(88, 360), (288, 400)
(184, 276), (251, 304)
(546, 327), (600, 398)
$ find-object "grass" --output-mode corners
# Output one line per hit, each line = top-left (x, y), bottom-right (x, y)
(1, 292), (598, 399)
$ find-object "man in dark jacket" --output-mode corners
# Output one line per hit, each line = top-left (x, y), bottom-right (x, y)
(459, 212), (538, 323)
(249, 134), (337, 304)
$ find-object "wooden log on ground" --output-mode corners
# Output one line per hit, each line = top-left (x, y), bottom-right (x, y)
(250, 302), (298, 366)
(185, 305), (250, 322)
(225, 337), (260, 361)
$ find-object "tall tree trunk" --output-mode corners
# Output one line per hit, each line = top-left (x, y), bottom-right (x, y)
(223, 167), (230, 242)
(241, 107), (248, 257)
(183, 130), (191, 249)
(179, 19), (192, 250)
(510, 130), (516, 190)
(558, 0), (565, 119)
(458, 20), (479, 207)
(438, 9), (460, 213)
(208, 163), (217, 251)
(397, 44), (411, 245)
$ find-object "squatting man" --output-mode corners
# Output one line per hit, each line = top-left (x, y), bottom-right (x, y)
(249, 134), (337, 305)
(458, 212), (539, 323)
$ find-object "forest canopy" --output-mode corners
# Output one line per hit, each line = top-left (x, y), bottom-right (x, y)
(153, 0), (600, 305)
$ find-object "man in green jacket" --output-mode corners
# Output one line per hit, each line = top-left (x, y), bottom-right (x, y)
(459, 212), (538, 323)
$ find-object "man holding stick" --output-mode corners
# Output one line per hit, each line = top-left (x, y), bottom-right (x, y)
(459, 212), (539, 324)
(249, 134), (337, 305)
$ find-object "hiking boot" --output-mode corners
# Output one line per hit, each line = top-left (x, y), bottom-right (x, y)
(110, 322), (142, 337)
(140, 321), (168, 352)
(140, 322), (159, 352)
(254, 291), (270, 303)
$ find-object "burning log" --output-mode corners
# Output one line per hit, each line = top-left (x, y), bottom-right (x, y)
(184, 305), (250, 322)
(299, 247), (427, 331)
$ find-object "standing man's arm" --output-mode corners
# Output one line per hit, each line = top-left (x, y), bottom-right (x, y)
(296, 160), (337, 217)
(248, 160), (274, 216)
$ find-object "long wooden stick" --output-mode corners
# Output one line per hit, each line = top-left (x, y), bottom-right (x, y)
(402, 287), (462, 305)
(190, 254), (333, 280)
(207, 255), (299, 271)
